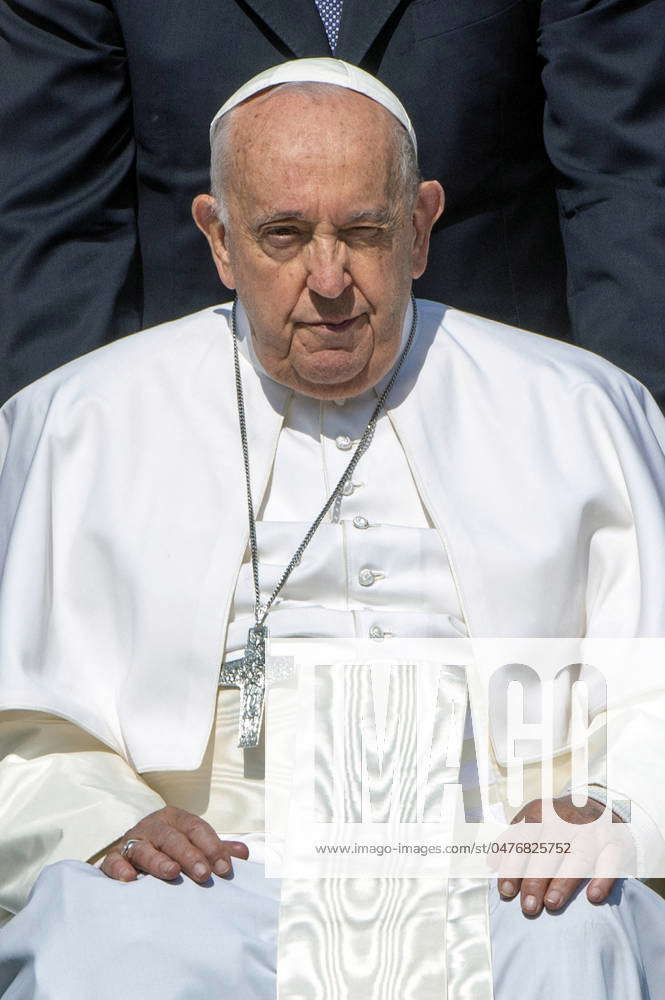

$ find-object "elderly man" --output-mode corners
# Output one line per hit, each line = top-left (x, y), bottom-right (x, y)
(1, 58), (665, 999)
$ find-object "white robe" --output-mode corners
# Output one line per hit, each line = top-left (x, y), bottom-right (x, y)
(1, 299), (665, 997)
(1, 300), (665, 794)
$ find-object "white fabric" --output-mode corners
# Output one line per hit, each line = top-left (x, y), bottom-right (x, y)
(0, 332), (492, 993)
(0, 302), (474, 911)
(226, 297), (465, 647)
(1, 299), (665, 886)
(219, 338), (491, 998)
(209, 58), (418, 154)
(2, 299), (665, 785)
(0, 711), (165, 918)
(0, 861), (663, 999)
(0, 858), (281, 999)
(2, 299), (665, 996)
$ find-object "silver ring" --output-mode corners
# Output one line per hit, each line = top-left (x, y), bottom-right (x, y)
(120, 838), (142, 858)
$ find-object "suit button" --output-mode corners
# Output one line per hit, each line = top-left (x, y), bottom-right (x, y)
(342, 480), (355, 496)
(335, 434), (353, 451)
(369, 625), (385, 640)
(352, 515), (369, 529)
(359, 568), (376, 587)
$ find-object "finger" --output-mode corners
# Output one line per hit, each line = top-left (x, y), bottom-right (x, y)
(218, 839), (250, 874)
(120, 839), (181, 881)
(593, 830), (636, 878)
(151, 823), (214, 882)
(548, 819), (610, 884)
(510, 801), (543, 825)
(587, 877), (616, 904)
(498, 877), (521, 899)
(174, 812), (245, 876)
(100, 850), (140, 882)
(519, 877), (551, 916)
(223, 839), (250, 860)
(542, 877), (584, 911)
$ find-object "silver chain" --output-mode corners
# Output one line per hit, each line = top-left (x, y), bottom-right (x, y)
(231, 295), (418, 626)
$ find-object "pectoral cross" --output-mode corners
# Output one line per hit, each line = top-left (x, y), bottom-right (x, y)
(219, 625), (267, 749)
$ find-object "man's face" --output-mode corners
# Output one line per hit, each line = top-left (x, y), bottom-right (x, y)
(194, 87), (443, 399)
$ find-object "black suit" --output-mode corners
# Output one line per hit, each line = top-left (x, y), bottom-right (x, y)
(1, 0), (664, 403)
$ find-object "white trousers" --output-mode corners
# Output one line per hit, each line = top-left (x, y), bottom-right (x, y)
(0, 861), (663, 999)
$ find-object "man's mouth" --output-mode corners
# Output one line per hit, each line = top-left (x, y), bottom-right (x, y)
(304, 316), (363, 333)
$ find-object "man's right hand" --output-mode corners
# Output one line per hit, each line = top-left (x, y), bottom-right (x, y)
(100, 807), (249, 883)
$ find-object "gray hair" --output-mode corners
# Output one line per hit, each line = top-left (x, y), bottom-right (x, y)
(210, 81), (421, 225)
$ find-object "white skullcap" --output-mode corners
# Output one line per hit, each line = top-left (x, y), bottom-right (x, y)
(209, 57), (417, 155)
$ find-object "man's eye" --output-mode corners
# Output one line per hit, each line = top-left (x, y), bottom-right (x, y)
(345, 226), (382, 240)
(264, 228), (301, 243)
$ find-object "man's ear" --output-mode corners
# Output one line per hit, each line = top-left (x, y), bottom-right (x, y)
(191, 194), (236, 290)
(410, 181), (445, 279)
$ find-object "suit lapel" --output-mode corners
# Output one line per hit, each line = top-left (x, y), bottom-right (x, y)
(239, 0), (330, 57)
(336, 0), (408, 65)
(238, 0), (406, 65)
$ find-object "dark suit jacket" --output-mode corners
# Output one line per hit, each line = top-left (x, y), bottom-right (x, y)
(1, 0), (664, 404)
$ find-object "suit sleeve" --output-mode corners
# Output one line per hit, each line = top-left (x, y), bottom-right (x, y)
(0, 0), (142, 404)
(538, 0), (665, 407)
(0, 711), (166, 916)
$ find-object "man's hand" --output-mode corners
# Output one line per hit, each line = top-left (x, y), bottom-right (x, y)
(497, 796), (620, 916)
(100, 806), (249, 883)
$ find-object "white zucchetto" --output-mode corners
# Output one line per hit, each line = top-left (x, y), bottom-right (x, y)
(209, 57), (417, 154)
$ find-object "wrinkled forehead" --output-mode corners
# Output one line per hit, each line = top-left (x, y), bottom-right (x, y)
(229, 84), (398, 156)
(225, 88), (399, 211)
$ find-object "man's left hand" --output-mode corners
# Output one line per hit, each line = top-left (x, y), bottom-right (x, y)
(497, 795), (621, 915)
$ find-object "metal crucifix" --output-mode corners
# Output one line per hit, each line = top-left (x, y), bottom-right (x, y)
(218, 625), (267, 749)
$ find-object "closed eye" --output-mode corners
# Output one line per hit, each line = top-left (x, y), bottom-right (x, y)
(343, 225), (391, 246)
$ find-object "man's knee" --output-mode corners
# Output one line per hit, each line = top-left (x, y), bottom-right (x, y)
(489, 879), (664, 1000)
(0, 859), (280, 999)
(26, 856), (278, 944)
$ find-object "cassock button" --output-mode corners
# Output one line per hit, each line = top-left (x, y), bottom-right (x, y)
(359, 567), (376, 587)
(335, 434), (353, 451)
(352, 515), (369, 530)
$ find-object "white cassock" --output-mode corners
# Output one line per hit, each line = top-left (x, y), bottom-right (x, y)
(0, 299), (664, 998)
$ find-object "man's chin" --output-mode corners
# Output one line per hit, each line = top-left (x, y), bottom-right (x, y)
(293, 354), (372, 398)
(292, 367), (373, 400)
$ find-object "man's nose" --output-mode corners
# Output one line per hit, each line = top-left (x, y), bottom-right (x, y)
(305, 239), (352, 299)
